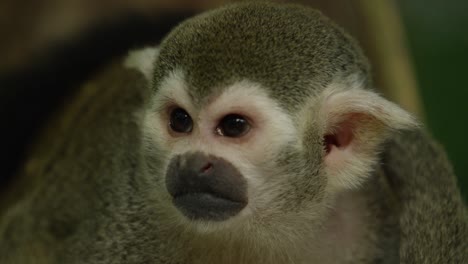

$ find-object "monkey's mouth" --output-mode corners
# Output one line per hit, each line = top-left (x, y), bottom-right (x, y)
(165, 152), (249, 222)
(172, 191), (247, 221)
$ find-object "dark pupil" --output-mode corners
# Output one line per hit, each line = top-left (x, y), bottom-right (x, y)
(220, 114), (249, 137)
(170, 108), (193, 133)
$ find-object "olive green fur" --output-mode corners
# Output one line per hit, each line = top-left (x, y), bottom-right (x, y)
(154, 1), (370, 112)
(383, 130), (468, 263)
(0, 2), (466, 264)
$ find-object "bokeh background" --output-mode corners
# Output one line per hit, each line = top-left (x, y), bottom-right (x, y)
(397, 0), (468, 200)
(1, 0), (466, 201)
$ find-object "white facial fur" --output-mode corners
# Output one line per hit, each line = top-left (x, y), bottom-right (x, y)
(124, 48), (418, 262)
(142, 68), (300, 227)
(125, 48), (417, 227)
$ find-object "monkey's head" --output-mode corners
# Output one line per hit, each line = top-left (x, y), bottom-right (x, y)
(133, 2), (416, 236)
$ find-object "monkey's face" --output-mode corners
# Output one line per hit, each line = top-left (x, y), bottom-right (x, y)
(142, 73), (325, 229)
(135, 2), (416, 235)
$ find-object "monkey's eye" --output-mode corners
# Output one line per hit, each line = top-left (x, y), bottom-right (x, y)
(216, 114), (251, 138)
(169, 108), (193, 133)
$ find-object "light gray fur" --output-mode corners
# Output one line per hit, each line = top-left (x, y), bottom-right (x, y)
(0, 2), (466, 264)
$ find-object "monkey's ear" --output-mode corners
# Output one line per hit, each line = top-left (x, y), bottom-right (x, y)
(319, 81), (418, 190)
(124, 46), (160, 81)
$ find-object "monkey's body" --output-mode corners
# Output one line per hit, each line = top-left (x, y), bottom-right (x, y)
(1, 2), (466, 264)
(0, 64), (397, 264)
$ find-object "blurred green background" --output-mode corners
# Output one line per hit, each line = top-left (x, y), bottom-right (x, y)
(398, 0), (468, 200)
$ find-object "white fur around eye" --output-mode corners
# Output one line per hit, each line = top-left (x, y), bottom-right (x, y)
(143, 72), (301, 220)
(197, 81), (300, 212)
(142, 69), (196, 151)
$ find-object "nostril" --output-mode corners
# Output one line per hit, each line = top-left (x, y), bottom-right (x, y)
(200, 163), (213, 173)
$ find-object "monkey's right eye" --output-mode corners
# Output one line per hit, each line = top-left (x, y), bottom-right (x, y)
(169, 108), (193, 133)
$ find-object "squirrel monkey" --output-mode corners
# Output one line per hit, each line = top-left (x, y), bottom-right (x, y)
(1, 2), (466, 264)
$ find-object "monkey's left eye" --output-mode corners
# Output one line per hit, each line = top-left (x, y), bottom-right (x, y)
(216, 114), (251, 138)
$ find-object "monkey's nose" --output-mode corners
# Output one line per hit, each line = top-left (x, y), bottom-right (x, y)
(165, 152), (248, 221)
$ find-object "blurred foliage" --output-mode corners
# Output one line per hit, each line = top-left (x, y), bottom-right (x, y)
(398, 0), (468, 200)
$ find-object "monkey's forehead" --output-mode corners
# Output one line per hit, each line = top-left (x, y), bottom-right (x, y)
(153, 2), (369, 110)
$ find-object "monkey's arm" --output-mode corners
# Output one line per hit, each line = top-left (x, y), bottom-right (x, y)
(383, 130), (468, 263)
